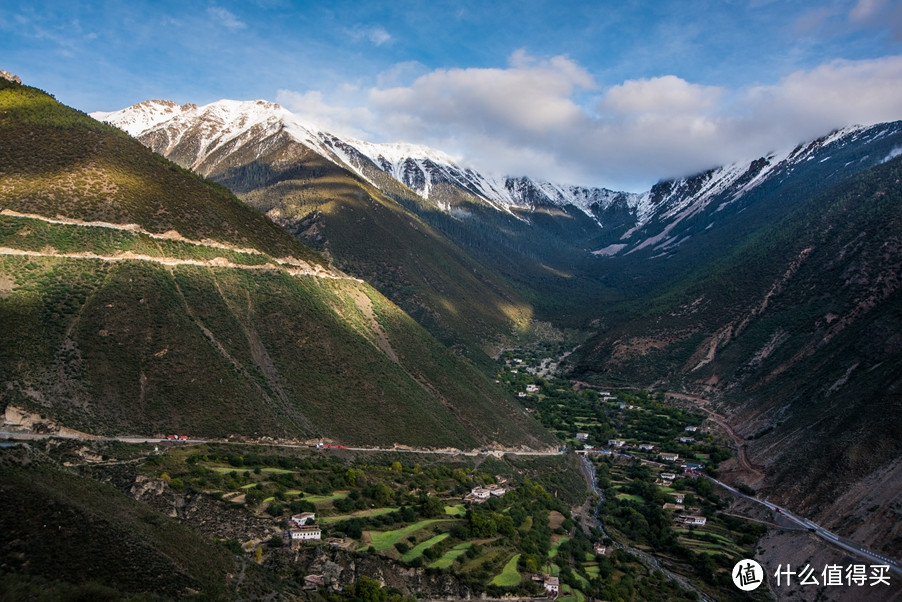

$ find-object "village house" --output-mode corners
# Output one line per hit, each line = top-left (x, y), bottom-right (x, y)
(526, 384), (540, 393)
(660, 473), (677, 481)
(678, 436), (695, 444)
(289, 525), (322, 541)
(638, 443), (655, 451)
(678, 515), (707, 526)
(575, 432), (589, 441)
(659, 452), (679, 462)
(534, 575), (560, 595)
(608, 439), (625, 447)
(468, 487), (491, 501)
(685, 425), (698, 432)
(303, 575), (325, 590)
(594, 544), (609, 555)
(291, 512), (316, 526)
(673, 493), (685, 504)
(487, 484), (506, 496)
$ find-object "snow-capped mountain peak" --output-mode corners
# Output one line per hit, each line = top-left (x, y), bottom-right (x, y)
(92, 99), (902, 259)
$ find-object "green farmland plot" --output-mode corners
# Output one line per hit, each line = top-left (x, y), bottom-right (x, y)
(362, 519), (452, 551)
(429, 542), (472, 569)
(319, 507), (399, 523)
(401, 533), (449, 562)
(489, 553), (521, 586)
(444, 504), (466, 516)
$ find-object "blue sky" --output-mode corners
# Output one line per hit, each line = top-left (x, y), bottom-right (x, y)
(3, 0), (902, 190)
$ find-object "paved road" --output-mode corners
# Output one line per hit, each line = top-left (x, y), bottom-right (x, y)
(0, 431), (561, 458)
(709, 476), (902, 577)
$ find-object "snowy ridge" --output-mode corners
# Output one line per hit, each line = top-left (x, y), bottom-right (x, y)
(94, 99), (902, 258)
(94, 99), (638, 218)
(92, 100), (191, 137)
(618, 122), (902, 255)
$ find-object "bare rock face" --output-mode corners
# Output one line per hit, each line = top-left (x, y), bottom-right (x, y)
(0, 70), (22, 84)
(128, 474), (277, 541)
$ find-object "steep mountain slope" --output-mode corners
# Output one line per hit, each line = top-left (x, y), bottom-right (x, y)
(96, 100), (537, 353)
(571, 155), (902, 552)
(0, 79), (553, 450)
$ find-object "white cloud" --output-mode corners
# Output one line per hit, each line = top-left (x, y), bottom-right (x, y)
(348, 25), (392, 46)
(849, 0), (902, 40)
(277, 52), (902, 191)
(208, 6), (245, 31)
(369, 52), (595, 138)
(275, 88), (374, 139)
(601, 76), (724, 117)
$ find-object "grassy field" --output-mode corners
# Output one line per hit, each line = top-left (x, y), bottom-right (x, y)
(429, 542), (472, 569)
(401, 533), (449, 563)
(363, 519), (451, 551)
(320, 507), (399, 523)
(489, 553), (521, 586)
(548, 536), (570, 558)
(302, 492), (349, 505)
(444, 504), (466, 516)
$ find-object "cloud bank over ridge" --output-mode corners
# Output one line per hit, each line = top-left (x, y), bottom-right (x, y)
(278, 53), (902, 191)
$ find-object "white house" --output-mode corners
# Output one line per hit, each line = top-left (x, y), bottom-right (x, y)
(526, 384), (540, 393)
(575, 432), (589, 441)
(679, 515), (707, 526)
(660, 473), (677, 481)
(289, 525), (322, 540)
(471, 487), (491, 499)
(679, 436), (695, 444)
(544, 576), (559, 595)
(660, 452), (679, 462)
(685, 426), (698, 432)
(608, 439), (625, 447)
(291, 512), (316, 526)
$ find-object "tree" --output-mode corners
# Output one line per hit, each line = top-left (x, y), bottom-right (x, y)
(349, 576), (388, 602)
(373, 482), (393, 506)
(421, 495), (444, 517)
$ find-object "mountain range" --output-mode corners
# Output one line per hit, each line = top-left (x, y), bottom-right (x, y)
(92, 97), (902, 554)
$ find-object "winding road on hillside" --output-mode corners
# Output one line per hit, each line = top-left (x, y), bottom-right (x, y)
(0, 209), (356, 281)
(708, 475), (902, 577)
(666, 392), (766, 480)
(668, 392), (902, 576)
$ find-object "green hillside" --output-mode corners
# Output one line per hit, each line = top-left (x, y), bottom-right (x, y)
(0, 79), (553, 450)
(160, 132), (537, 356)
